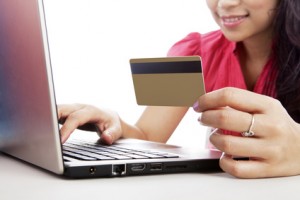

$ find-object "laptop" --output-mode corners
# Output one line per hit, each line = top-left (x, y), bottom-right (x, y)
(0, 0), (221, 178)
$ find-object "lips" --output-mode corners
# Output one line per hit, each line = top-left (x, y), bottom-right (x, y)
(220, 15), (249, 27)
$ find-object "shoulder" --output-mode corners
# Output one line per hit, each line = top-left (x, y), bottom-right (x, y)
(167, 30), (229, 56)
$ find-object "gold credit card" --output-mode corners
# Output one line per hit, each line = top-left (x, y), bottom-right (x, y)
(130, 56), (205, 106)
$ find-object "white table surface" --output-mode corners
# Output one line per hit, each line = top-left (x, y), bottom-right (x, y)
(1, 151), (299, 200)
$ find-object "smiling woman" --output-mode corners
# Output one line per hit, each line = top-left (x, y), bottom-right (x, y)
(43, 0), (218, 147)
(206, 0), (278, 42)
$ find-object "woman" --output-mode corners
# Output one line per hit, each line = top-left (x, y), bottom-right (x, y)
(58, 0), (300, 178)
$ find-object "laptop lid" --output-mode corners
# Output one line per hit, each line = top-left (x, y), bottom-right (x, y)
(0, 0), (64, 174)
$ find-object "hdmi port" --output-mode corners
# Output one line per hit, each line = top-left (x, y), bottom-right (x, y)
(150, 163), (163, 171)
(131, 163), (146, 171)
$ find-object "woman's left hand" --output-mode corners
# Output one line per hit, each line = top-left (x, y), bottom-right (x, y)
(193, 87), (300, 178)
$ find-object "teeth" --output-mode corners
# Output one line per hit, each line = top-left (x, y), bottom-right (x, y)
(223, 16), (244, 23)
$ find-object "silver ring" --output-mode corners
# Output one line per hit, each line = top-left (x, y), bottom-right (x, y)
(241, 114), (255, 137)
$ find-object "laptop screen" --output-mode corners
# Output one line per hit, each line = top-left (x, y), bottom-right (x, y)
(0, 0), (64, 174)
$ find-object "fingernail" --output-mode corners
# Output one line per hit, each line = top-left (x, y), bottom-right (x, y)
(193, 101), (199, 111)
(103, 131), (113, 144)
(61, 133), (68, 144)
(197, 115), (207, 126)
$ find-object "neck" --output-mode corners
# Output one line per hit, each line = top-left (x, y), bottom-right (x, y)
(237, 32), (273, 90)
(240, 35), (272, 61)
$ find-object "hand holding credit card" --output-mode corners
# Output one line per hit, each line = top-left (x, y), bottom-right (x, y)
(130, 56), (205, 106)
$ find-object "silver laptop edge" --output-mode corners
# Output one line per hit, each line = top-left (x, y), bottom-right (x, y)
(38, 0), (65, 174)
(0, 0), (64, 174)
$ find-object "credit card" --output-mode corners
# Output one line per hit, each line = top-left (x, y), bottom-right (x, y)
(130, 56), (205, 106)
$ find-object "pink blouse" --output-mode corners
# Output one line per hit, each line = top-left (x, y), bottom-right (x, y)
(167, 30), (276, 137)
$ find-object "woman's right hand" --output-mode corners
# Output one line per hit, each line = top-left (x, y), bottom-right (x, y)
(57, 104), (123, 145)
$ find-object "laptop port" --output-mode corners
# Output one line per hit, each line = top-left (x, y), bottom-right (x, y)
(130, 163), (146, 172)
(89, 167), (97, 175)
(150, 163), (163, 171)
(112, 164), (126, 176)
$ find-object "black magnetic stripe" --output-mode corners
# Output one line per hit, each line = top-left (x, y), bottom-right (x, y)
(130, 61), (202, 74)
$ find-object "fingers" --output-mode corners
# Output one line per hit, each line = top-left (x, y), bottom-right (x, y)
(194, 88), (300, 178)
(209, 129), (271, 159)
(96, 126), (119, 145)
(195, 87), (278, 114)
(58, 104), (122, 145)
(57, 104), (84, 120)
(210, 129), (272, 178)
(59, 105), (97, 143)
(200, 108), (262, 137)
(219, 153), (270, 178)
(194, 88), (282, 138)
(209, 129), (298, 178)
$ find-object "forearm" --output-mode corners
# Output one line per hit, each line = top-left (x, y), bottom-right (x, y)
(121, 106), (189, 143)
(120, 118), (148, 141)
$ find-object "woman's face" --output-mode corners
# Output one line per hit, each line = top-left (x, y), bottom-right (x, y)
(206, 0), (279, 42)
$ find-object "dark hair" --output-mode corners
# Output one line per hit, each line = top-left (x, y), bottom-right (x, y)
(269, 0), (300, 122)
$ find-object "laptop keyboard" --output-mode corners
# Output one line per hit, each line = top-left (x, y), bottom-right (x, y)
(62, 139), (179, 161)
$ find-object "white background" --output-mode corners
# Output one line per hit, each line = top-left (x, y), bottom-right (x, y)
(43, 0), (219, 148)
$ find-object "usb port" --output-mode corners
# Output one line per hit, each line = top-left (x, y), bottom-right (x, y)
(150, 163), (163, 171)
